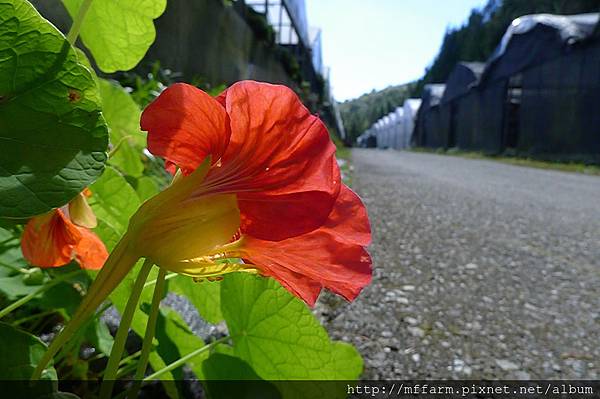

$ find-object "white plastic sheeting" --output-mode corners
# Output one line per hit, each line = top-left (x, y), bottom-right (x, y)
(357, 98), (422, 149)
(377, 115), (393, 149)
(402, 99), (421, 148)
(392, 108), (404, 149)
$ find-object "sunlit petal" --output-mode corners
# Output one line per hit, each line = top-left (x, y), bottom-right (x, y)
(75, 228), (109, 270)
(69, 191), (97, 228)
(21, 210), (81, 267)
(141, 83), (230, 174)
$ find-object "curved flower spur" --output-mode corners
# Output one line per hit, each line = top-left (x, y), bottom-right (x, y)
(33, 80), (372, 383)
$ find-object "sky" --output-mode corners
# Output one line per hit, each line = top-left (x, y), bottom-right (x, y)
(305, 0), (489, 101)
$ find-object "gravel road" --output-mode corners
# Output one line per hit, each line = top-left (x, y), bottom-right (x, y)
(317, 149), (600, 380)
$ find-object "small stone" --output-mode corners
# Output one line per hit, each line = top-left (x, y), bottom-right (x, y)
(411, 353), (420, 363)
(402, 285), (415, 291)
(465, 263), (478, 269)
(495, 359), (520, 371)
(453, 358), (465, 370)
(407, 327), (425, 338)
(381, 330), (393, 338)
(552, 363), (562, 372)
(405, 317), (418, 325)
(513, 371), (531, 380)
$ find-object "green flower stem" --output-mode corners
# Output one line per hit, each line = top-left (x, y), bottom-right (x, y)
(66, 0), (93, 45)
(0, 270), (81, 319)
(97, 348), (142, 379)
(11, 309), (56, 326)
(107, 135), (135, 159)
(0, 260), (31, 274)
(143, 336), (231, 382)
(128, 268), (166, 397)
(118, 349), (142, 367)
(99, 259), (154, 399)
(116, 361), (138, 379)
(143, 271), (177, 289)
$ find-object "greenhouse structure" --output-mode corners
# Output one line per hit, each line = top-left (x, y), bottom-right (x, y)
(392, 107), (405, 149)
(414, 12), (600, 162)
(357, 99), (423, 149)
(414, 84), (446, 148)
(402, 99), (422, 148)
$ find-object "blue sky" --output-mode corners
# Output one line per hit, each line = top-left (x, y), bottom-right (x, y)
(306, 0), (488, 101)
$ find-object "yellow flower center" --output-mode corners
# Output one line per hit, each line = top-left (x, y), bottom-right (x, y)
(126, 158), (256, 277)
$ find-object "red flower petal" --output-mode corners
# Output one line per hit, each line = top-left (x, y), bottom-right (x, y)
(213, 81), (340, 240)
(242, 235), (371, 306)
(322, 185), (371, 246)
(141, 83), (230, 174)
(21, 210), (81, 267)
(74, 228), (108, 270)
(142, 81), (343, 241)
(257, 263), (323, 307)
(240, 184), (372, 305)
(237, 160), (340, 241)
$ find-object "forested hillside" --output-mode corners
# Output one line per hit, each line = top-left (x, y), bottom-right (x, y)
(413, 0), (600, 95)
(341, 0), (600, 144)
(339, 83), (415, 145)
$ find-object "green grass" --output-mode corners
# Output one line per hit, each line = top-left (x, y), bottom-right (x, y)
(329, 132), (352, 185)
(411, 147), (600, 176)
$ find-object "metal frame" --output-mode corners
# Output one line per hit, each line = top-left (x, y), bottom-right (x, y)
(245, 0), (307, 47)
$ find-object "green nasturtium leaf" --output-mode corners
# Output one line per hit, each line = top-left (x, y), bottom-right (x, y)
(98, 79), (146, 177)
(0, 322), (62, 397)
(202, 353), (282, 399)
(171, 276), (224, 324)
(85, 318), (114, 356)
(152, 306), (209, 380)
(88, 166), (140, 235)
(0, 0), (108, 218)
(202, 353), (263, 380)
(0, 322), (57, 380)
(35, 277), (84, 315)
(62, 0), (167, 73)
(84, 163), (134, 255)
(328, 341), (364, 380)
(220, 274), (364, 399)
(134, 175), (160, 202)
(0, 226), (29, 277)
(0, 274), (43, 300)
(220, 273), (362, 380)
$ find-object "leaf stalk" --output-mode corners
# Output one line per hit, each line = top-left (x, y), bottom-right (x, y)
(143, 335), (231, 381)
(128, 267), (166, 397)
(66, 0), (94, 45)
(0, 269), (81, 319)
(99, 258), (154, 399)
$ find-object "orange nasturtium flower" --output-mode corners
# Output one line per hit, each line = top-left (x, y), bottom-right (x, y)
(135, 80), (373, 305)
(21, 189), (108, 270)
(36, 81), (372, 373)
